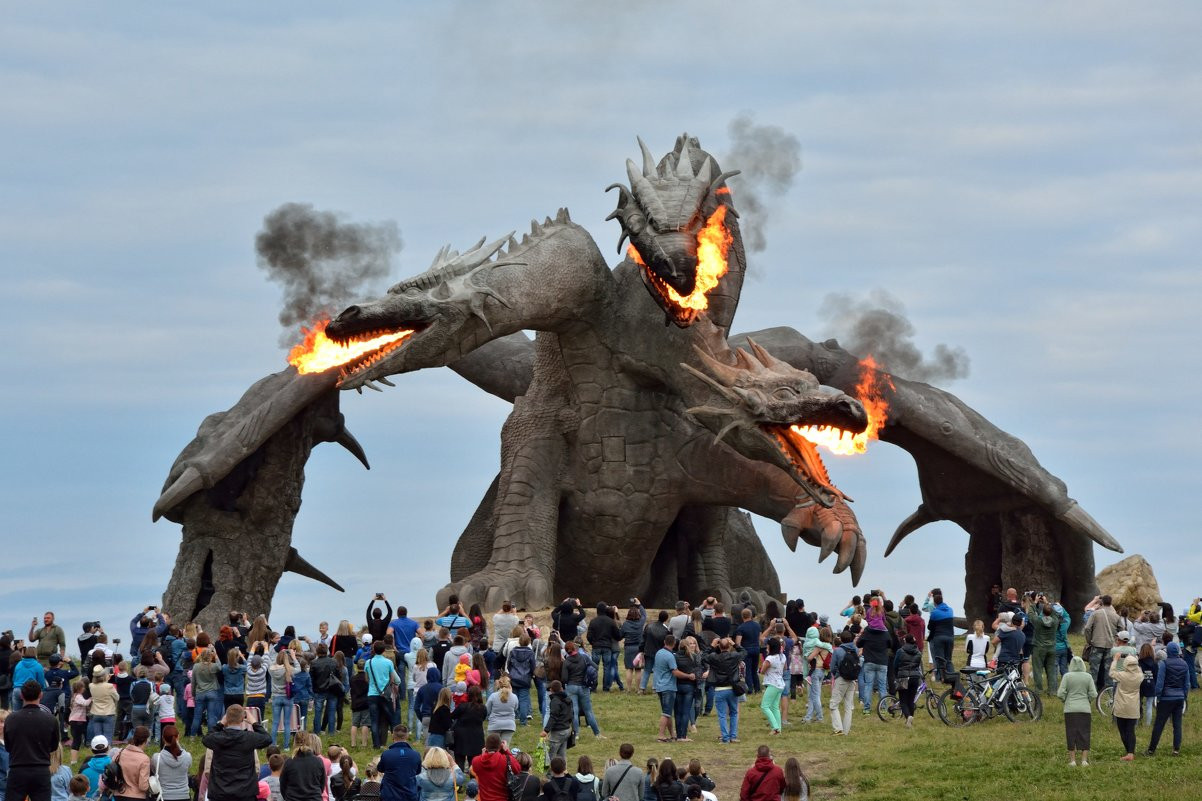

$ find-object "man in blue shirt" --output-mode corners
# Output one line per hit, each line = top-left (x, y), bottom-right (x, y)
(734, 610), (763, 694)
(652, 635), (691, 742)
(364, 642), (401, 748)
(388, 606), (419, 714)
(378, 724), (421, 801)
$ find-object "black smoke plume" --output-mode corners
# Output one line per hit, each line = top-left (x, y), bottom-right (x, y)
(819, 290), (970, 384)
(255, 203), (402, 346)
(723, 115), (802, 254)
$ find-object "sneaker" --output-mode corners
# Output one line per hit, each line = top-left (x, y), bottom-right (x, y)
(1068, 761), (1076, 767)
(1145, 750), (1155, 757)
(1081, 760), (1089, 767)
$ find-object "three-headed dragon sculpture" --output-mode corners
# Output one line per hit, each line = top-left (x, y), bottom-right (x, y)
(155, 135), (1120, 631)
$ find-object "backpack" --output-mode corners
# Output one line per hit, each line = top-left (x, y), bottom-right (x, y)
(821, 649), (832, 671)
(584, 660), (599, 691)
(102, 753), (126, 796)
(575, 777), (598, 801)
(130, 678), (154, 706)
(507, 649), (533, 687)
(158, 638), (177, 672)
(505, 757), (531, 801)
(835, 646), (860, 681)
(548, 777), (574, 801)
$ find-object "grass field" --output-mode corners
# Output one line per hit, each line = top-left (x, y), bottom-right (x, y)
(92, 635), (1202, 801)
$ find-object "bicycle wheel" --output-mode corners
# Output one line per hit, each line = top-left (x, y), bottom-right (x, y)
(876, 695), (902, 722)
(924, 686), (939, 718)
(1002, 687), (1043, 722)
(937, 687), (980, 727)
(1096, 684), (1116, 717)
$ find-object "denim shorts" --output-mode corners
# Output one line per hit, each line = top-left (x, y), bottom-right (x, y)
(658, 690), (676, 716)
(352, 709), (370, 727)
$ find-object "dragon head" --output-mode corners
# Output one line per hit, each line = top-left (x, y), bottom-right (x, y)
(682, 339), (868, 508)
(322, 233), (521, 390)
(608, 134), (739, 327)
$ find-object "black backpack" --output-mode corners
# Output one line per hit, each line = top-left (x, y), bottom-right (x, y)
(835, 645), (860, 681)
(576, 778), (598, 801)
(584, 660), (599, 691)
(102, 753), (126, 795)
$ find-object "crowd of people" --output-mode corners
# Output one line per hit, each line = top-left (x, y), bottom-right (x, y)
(0, 584), (1198, 801)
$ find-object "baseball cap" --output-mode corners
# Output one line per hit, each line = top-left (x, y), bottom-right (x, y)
(91, 735), (109, 751)
(818, 615), (829, 625)
(1116, 631), (1131, 641)
(49, 653), (62, 665)
(362, 633), (373, 644)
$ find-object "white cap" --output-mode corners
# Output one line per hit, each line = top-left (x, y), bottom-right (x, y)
(362, 633), (373, 644)
(91, 734), (109, 750)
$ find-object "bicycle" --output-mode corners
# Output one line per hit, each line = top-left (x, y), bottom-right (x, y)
(877, 669), (939, 722)
(938, 664), (1042, 725)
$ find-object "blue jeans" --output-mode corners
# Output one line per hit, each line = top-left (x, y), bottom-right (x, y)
(859, 663), (887, 712)
(406, 688), (416, 730)
(169, 672), (188, 719)
(271, 695), (294, 747)
(312, 692), (338, 734)
(805, 668), (825, 722)
(515, 687), (531, 724)
(929, 635), (954, 682)
(674, 684), (694, 739)
(714, 688), (739, 742)
(592, 648), (623, 691)
(565, 684), (599, 736)
(535, 678), (548, 727)
(368, 695), (396, 747)
(1185, 648), (1199, 689)
(427, 732), (444, 748)
(704, 683), (716, 714)
(190, 690), (223, 736)
(743, 651), (761, 693)
(1057, 649), (1069, 677)
(87, 715), (115, 745)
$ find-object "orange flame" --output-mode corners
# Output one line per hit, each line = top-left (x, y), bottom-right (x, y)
(794, 356), (894, 455)
(287, 319), (415, 375)
(627, 205), (732, 312)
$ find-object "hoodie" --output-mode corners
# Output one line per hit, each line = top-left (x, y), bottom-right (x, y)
(801, 627), (831, 664)
(413, 667), (443, 718)
(927, 602), (954, 639)
(1155, 643), (1189, 700)
(738, 757), (784, 801)
(441, 645), (469, 683)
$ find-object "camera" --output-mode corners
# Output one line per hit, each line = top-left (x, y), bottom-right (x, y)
(113, 637), (122, 645)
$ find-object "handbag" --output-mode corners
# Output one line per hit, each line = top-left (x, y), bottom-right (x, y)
(148, 753), (163, 801)
(534, 663), (546, 680)
(632, 652), (645, 670)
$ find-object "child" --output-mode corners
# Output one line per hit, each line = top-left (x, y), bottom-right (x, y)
(454, 654), (471, 686)
(50, 747), (73, 801)
(68, 775), (90, 801)
(357, 763), (381, 801)
(183, 670), (195, 734)
(464, 780), (479, 801)
(451, 680), (468, 707)
(69, 680), (91, 763)
(154, 683), (176, 743)
(290, 658), (313, 731)
(262, 753), (284, 801)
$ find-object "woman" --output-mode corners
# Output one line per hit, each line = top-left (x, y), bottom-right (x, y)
(965, 620), (990, 670)
(247, 616), (270, 649)
(155, 724), (192, 801)
(0, 634), (13, 710)
(1112, 652), (1143, 761)
(472, 652), (490, 692)
(270, 650), (300, 747)
(467, 604), (488, 653)
(279, 732), (327, 801)
(450, 684), (487, 769)
(244, 653), (269, 721)
(110, 725), (151, 801)
(674, 638), (700, 742)
(705, 638), (743, 744)
(137, 630), (163, 673)
(415, 746), (463, 801)
(758, 637), (786, 735)
(189, 649), (223, 736)
(87, 666), (119, 744)
(214, 626), (237, 666)
(329, 754), (360, 801)
(330, 621), (357, 664)
(1055, 655), (1097, 766)
(782, 757), (809, 801)
(648, 757), (685, 801)
(802, 626), (832, 725)
(1146, 641), (1190, 756)
(894, 634), (924, 727)
(427, 687), (454, 748)
(574, 755), (600, 800)
(222, 648), (247, 710)
(542, 680), (573, 763)
(512, 752), (542, 801)
(926, 590), (955, 682)
(621, 607), (645, 691)
(277, 625), (298, 653)
(484, 676), (519, 745)
(1136, 643), (1157, 725)
(332, 651), (350, 730)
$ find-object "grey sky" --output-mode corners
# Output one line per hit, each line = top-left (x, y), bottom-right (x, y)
(2, 3), (1200, 632)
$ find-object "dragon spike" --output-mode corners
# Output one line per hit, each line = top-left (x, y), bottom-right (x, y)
(709, 169), (741, 195)
(637, 136), (656, 177)
(883, 504), (936, 557)
(152, 464), (204, 522)
(507, 235), (520, 252)
(364, 380), (384, 392)
(376, 376), (395, 387)
(689, 344), (745, 389)
(616, 231), (629, 255)
(679, 362), (740, 404)
(283, 547), (345, 592)
(555, 207), (570, 223)
(675, 138), (694, 180)
(333, 428), (370, 470)
(745, 337), (796, 375)
(695, 156), (714, 188)
(732, 348), (758, 372)
(626, 161), (672, 225)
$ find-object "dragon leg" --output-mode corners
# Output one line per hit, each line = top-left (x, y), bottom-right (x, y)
(655, 506), (782, 609)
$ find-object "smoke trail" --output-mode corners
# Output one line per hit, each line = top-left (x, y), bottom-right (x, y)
(819, 290), (970, 384)
(723, 115), (802, 254)
(255, 203), (402, 346)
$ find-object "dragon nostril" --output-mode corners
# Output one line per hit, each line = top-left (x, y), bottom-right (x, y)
(336, 305), (361, 321)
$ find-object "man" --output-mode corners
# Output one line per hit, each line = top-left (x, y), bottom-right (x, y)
(42, 654), (78, 725)
(77, 622), (101, 661)
(491, 602), (520, 652)
(998, 588), (1023, 616)
(586, 603), (622, 692)
(366, 594), (393, 643)
(829, 631), (859, 736)
(469, 733), (520, 801)
(378, 724), (422, 801)
(202, 705), (272, 801)
(552, 598), (585, 643)
(309, 644), (339, 734)
(1026, 598), (1060, 695)
(435, 597), (471, 632)
(388, 605), (419, 711)
(701, 603), (732, 639)
(1052, 601), (1072, 676)
(600, 743), (643, 801)
(734, 609), (762, 694)
(991, 612), (1026, 671)
(4, 681), (59, 801)
(639, 611), (671, 692)
(668, 602), (690, 640)
(364, 641), (401, 748)
(129, 607), (169, 658)
(440, 636), (470, 684)
(698, 597), (717, 620)
(1109, 631), (1138, 682)
(27, 613), (65, 669)
(651, 635), (691, 742)
(739, 745), (786, 801)
(1082, 594), (1121, 690)
(856, 622), (890, 716)
(562, 641), (603, 739)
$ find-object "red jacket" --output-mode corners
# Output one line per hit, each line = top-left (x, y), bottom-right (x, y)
(471, 750), (520, 801)
(740, 757), (784, 801)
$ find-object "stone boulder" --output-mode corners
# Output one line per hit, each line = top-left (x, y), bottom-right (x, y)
(1096, 555), (1163, 614)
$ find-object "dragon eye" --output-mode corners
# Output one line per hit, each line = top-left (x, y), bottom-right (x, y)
(772, 387), (799, 400)
(625, 212), (647, 235)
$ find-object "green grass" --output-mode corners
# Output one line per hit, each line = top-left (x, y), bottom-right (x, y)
(77, 638), (1202, 801)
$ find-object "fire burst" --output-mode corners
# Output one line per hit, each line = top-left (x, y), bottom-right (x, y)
(628, 205), (732, 312)
(795, 356), (893, 455)
(287, 319), (414, 375)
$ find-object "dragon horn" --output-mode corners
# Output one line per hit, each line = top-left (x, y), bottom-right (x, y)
(732, 348), (760, 372)
(637, 136), (657, 177)
(283, 547), (344, 592)
(679, 363), (740, 403)
(745, 337), (796, 375)
(675, 138), (694, 179)
(695, 156), (714, 188)
(688, 345), (745, 389)
(709, 170), (741, 194)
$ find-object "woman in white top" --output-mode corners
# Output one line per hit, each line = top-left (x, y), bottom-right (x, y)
(965, 619), (990, 669)
(758, 637), (788, 735)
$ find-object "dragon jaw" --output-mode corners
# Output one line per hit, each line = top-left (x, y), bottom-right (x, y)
(683, 338), (868, 507)
(608, 134), (739, 328)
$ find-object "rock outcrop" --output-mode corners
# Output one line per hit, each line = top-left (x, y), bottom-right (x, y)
(1096, 555), (1163, 613)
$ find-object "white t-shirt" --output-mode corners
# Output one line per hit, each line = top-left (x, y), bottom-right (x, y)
(762, 653), (787, 689)
(966, 634), (989, 669)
